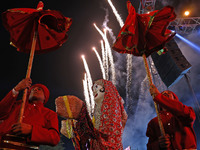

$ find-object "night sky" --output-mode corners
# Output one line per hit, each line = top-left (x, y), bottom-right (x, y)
(0, 0), (200, 149)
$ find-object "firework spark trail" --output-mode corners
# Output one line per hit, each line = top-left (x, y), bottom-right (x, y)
(81, 55), (95, 114)
(83, 73), (92, 116)
(107, 0), (124, 28)
(101, 40), (109, 80)
(101, 40), (106, 79)
(92, 47), (106, 79)
(104, 29), (116, 85)
(94, 23), (105, 38)
(107, 0), (133, 103)
(126, 54), (133, 101)
(102, 8), (116, 43)
(94, 24), (108, 79)
(94, 23), (116, 85)
(108, 0), (133, 100)
(139, 75), (148, 101)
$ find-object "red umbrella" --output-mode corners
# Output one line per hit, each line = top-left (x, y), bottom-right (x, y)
(112, 0), (176, 57)
(2, 1), (72, 54)
(112, 0), (176, 136)
(2, 1), (72, 123)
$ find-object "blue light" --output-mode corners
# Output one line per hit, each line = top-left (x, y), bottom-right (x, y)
(175, 34), (200, 53)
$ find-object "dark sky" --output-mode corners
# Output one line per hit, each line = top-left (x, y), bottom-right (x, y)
(0, 0), (200, 149)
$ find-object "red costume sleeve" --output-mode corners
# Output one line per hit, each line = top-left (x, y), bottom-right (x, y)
(27, 111), (60, 146)
(0, 90), (18, 119)
(154, 93), (196, 123)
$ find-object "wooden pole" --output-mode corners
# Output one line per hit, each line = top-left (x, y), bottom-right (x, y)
(18, 31), (37, 123)
(142, 54), (165, 136)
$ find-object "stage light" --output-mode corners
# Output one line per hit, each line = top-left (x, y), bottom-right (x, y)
(175, 34), (200, 53)
(184, 11), (190, 16)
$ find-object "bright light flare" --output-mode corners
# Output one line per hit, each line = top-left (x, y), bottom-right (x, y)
(184, 10), (190, 16)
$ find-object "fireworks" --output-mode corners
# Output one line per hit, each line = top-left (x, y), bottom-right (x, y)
(81, 55), (94, 115)
(93, 23), (116, 85)
(92, 47), (106, 80)
(107, 0), (124, 27)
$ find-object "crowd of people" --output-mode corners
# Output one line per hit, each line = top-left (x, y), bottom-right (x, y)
(0, 77), (197, 149)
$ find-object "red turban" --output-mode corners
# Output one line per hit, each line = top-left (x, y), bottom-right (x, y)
(28, 84), (50, 104)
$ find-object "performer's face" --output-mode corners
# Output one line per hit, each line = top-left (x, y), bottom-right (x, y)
(162, 91), (175, 100)
(29, 86), (45, 103)
(93, 83), (105, 103)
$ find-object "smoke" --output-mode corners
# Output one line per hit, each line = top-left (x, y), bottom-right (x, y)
(157, 0), (174, 7)
(102, 8), (116, 43)
(122, 76), (155, 150)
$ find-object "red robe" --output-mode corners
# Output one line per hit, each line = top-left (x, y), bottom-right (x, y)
(0, 90), (60, 148)
(146, 93), (197, 149)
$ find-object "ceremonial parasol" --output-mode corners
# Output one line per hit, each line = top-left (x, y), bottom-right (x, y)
(2, 1), (72, 123)
(112, 0), (176, 136)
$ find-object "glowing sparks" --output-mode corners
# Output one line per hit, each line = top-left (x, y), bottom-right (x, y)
(126, 54), (133, 101)
(92, 47), (106, 79)
(101, 40), (109, 80)
(93, 23), (105, 38)
(83, 73), (92, 116)
(106, 0), (133, 100)
(107, 0), (124, 27)
(93, 23), (116, 85)
(81, 55), (95, 114)
(104, 29), (116, 85)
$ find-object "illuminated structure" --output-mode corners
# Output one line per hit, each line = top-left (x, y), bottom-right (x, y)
(138, 0), (200, 34)
(169, 17), (200, 34)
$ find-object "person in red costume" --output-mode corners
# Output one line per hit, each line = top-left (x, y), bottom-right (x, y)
(0, 78), (60, 150)
(55, 79), (128, 150)
(146, 84), (197, 150)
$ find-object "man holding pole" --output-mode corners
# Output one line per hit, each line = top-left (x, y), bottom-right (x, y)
(146, 84), (197, 150)
(0, 78), (60, 149)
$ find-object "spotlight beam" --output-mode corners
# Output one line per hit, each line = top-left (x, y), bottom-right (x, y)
(175, 34), (200, 53)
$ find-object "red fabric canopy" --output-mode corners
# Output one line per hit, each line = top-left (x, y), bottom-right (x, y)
(112, 1), (176, 57)
(2, 1), (72, 54)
